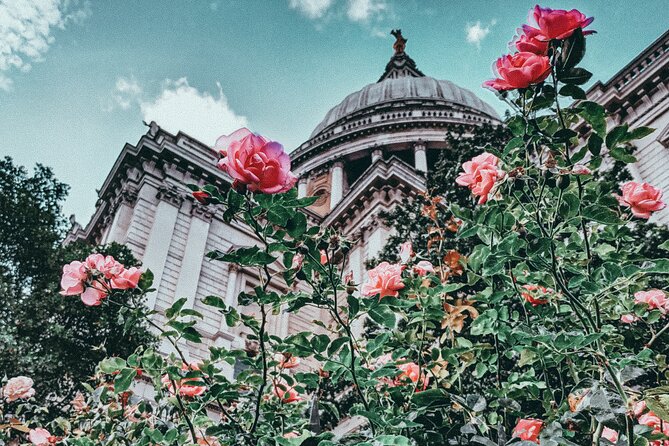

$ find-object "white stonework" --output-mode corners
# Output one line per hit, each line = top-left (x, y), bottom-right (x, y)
(68, 31), (668, 366)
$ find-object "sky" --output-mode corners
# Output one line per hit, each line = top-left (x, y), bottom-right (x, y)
(1, 0), (667, 223)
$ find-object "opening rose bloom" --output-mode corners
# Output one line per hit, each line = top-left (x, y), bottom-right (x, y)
(361, 262), (405, 299)
(215, 128), (297, 194)
(634, 289), (669, 314)
(161, 363), (206, 398)
(523, 5), (594, 41)
(513, 418), (543, 443)
(414, 260), (435, 276)
(396, 362), (429, 391)
(521, 284), (553, 306)
(511, 27), (548, 55)
(616, 181), (666, 219)
(601, 427), (618, 443)
(3, 376), (35, 401)
(456, 152), (504, 204)
(484, 52), (551, 91)
(273, 382), (301, 403)
(29, 428), (54, 446)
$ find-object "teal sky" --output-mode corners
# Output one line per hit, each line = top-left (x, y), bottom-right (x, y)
(1, 0), (667, 222)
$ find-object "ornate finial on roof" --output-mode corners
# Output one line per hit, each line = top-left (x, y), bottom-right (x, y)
(391, 29), (406, 54)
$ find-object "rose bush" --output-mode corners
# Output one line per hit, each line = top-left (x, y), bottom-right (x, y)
(2, 4), (669, 446)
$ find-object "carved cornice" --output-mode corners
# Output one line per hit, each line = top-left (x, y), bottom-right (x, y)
(157, 185), (184, 207)
(191, 202), (215, 222)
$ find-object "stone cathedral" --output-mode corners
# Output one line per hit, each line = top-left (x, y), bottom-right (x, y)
(67, 30), (669, 377)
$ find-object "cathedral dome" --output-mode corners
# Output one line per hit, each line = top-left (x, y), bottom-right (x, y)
(309, 76), (499, 139)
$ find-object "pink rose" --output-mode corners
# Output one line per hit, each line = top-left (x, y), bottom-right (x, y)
(396, 362), (429, 391)
(616, 181), (665, 219)
(572, 165), (592, 175)
(161, 363), (206, 398)
(413, 260), (434, 276)
(523, 5), (594, 41)
(80, 286), (107, 306)
(28, 428), (52, 446)
(399, 241), (414, 264)
(634, 289), (669, 314)
(85, 254), (123, 279)
(196, 437), (222, 446)
(456, 152), (504, 204)
(361, 262), (405, 299)
(620, 314), (640, 324)
(3, 376), (35, 401)
(511, 27), (548, 54)
(110, 267), (142, 290)
(601, 427), (618, 443)
(483, 52), (551, 91)
(60, 261), (87, 296)
(192, 190), (211, 204)
(290, 253), (304, 270)
(283, 432), (300, 439)
(320, 249), (328, 265)
(513, 418), (543, 443)
(215, 128), (297, 194)
(639, 411), (669, 441)
(275, 353), (300, 369)
(273, 382), (301, 403)
(521, 284), (553, 306)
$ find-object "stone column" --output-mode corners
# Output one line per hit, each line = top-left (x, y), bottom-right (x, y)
(105, 188), (138, 244)
(144, 187), (182, 310)
(175, 204), (212, 310)
(221, 265), (240, 332)
(371, 147), (384, 163)
(414, 142), (428, 173)
(297, 177), (308, 198)
(330, 161), (344, 209)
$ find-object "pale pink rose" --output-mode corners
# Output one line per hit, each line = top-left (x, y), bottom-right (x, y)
(572, 165), (592, 175)
(60, 261), (87, 296)
(633, 400), (648, 417)
(70, 391), (87, 412)
(361, 262), (405, 299)
(634, 289), (669, 314)
(320, 250), (328, 265)
(511, 27), (548, 54)
(456, 152), (504, 204)
(601, 427), (618, 443)
(85, 254), (123, 279)
(521, 284), (553, 306)
(396, 362), (429, 391)
(290, 253), (304, 270)
(398, 241), (414, 264)
(413, 260), (434, 276)
(28, 428), (52, 446)
(616, 181), (666, 219)
(344, 270), (354, 284)
(3, 376), (35, 401)
(523, 5), (595, 41)
(283, 432), (300, 439)
(215, 128), (297, 194)
(483, 52), (551, 91)
(620, 314), (640, 324)
(273, 382), (301, 403)
(80, 286), (107, 306)
(110, 267), (142, 290)
(161, 363), (206, 398)
(512, 418), (543, 443)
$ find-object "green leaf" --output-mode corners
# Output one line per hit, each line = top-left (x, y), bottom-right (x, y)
(559, 28), (586, 71)
(113, 368), (137, 393)
(606, 124), (629, 150)
(559, 67), (592, 85)
(645, 387), (669, 422)
(327, 337), (349, 356)
(659, 240), (669, 251)
(579, 102), (607, 136)
(609, 146), (637, 163)
(368, 305), (397, 329)
(503, 136), (524, 156)
(166, 297), (187, 319)
(559, 193), (580, 219)
(559, 84), (586, 100)
(582, 205), (621, 225)
(628, 126), (655, 141)
(99, 357), (126, 374)
(587, 133), (603, 155)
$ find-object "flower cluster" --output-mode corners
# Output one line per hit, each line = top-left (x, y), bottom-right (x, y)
(60, 253), (142, 306)
(485, 5), (594, 91)
(456, 152), (505, 204)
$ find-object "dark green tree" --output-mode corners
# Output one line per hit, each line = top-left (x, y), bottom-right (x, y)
(0, 157), (155, 416)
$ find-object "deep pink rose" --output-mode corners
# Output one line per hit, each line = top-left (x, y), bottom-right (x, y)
(399, 241), (414, 264)
(192, 190), (211, 204)
(60, 261), (87, 296)
(3, 376), (35, 401)
(273, 382), (301, 403)
(513, 418), (543, 443)
(620, 314), (639, 324)
(521, 284), (553, 306)
(456, 152), (504, 204)
(511, 27), (548, 54)
(111, 267), (142, 290)
(28, 428), (52, 446)
(162, 363), (206, 398)
(396, 362), (429, 391)
(601, 427), (618, 443)
(484, 52), (551, 91)
(320, 249), (328, 265)
(414, 260), (435, 276)
(215, 128), (297, 194)
(616, 181), (665, 219)
(361, 262), (405, 299)
(639, 411), (669, 442)
(634, 289), (669, 314)
(523, 5), (594, 41)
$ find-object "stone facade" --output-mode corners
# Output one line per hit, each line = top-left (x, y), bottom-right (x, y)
(585, 29), (669, 224)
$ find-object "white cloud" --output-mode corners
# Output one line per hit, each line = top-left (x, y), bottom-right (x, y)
(288, 0), (334, 19)
(346, 0), (386, 22)
(0, 0), (89, 91)
(112, 76), (142, 110)
(139, 78), (248, 145)
(465, 20), (496, 49)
